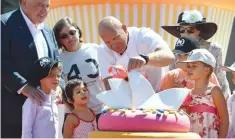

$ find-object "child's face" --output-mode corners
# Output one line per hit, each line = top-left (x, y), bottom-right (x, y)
(41, 67), (61, 91)
(232, 72), (235, 84)
(72, 83), (89, 105)
(186, 61), (211, 80)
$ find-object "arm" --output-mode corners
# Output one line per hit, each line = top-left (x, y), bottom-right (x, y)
(63, 114), (78, 138)
(2, 20), (44, 104)
(147, 45), (175, 67)
(212, 86), (229, 138)
(140, 27), (175, 67)
(22, 99), (37, 138)
(2, 20), (28, 93)
(128, 28), (174, 71)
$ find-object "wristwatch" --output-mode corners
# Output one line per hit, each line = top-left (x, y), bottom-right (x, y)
(139, 54), (149, 65)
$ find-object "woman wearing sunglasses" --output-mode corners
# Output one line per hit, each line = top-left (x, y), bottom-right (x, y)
(53, 17), (105, 134)
(162, 10), (231, 100)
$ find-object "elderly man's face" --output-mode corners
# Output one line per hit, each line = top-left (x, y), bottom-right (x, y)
(99, 26), (128, 54)
(22, 0), (50, 24)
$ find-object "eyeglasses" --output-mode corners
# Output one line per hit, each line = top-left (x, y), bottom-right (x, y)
(178, 27), (195, 34)
(59, 30), (77, 39)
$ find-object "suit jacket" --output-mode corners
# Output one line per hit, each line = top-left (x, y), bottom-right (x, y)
(1, 9), (59, 125)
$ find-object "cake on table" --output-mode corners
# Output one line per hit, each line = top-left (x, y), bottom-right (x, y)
(89, 66), (200, 138)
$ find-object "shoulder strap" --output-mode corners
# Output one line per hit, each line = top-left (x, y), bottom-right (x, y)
(70, 112), (80, 128)
(89, 108), (96, 117)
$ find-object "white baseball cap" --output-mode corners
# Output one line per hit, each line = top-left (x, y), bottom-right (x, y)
(179, 49), (216, 68)
(221, 62), (235, 72)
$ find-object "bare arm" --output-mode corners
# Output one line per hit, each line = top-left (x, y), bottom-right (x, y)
(147, 45), (175, 67)
(212, 86), (229, 138)
(127, 45), (175, 71)
(63, 114), (77, 138)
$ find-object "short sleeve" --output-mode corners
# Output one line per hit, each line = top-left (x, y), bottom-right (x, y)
(97, 44), (116, 79)
(137, 27), (168, 53)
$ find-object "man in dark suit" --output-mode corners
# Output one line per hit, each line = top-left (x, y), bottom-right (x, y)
(1, 0), (60, 137)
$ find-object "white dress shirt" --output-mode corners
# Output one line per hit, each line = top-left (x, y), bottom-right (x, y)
(18, 8), (49, 94)
(20, 8), (48, 59)
(22, 89), (59, 138)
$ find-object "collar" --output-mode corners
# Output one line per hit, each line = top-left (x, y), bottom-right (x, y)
(37, 87), (51, 101)
(20, 7), (44, 30)
(199, 38), (211, 49)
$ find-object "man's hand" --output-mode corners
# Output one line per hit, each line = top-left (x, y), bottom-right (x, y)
(128, 56), (146, 71)
(21, 84), (45, 105)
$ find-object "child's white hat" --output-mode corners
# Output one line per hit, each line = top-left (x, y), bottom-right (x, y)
(222, 62), (235, 72)
(179, 49), (216, 68)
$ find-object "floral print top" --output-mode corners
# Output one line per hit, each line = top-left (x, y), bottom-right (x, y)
(188, 87), (220, 138)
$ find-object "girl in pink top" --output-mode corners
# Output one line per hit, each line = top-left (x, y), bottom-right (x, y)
(180, 49), (229, 138)
(222, 62), (235, 138)
(63, 79), (97, 138)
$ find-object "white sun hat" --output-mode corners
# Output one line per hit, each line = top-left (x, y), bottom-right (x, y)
(179, 49), (216, 68)
(222, 62), (235, 72)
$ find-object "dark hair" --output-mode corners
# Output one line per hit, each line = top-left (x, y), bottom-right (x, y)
(64, 79), (85, 105)
(61, 88), (74, 109)
(53, 17), (83, 49)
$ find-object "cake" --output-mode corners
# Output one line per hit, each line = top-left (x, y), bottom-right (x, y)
(90, 66), (200, 138)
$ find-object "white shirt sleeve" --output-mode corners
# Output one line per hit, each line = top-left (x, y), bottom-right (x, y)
(97, 44), (116, 79)
(17, 84), (28, 94)
(137, 27), (169, 53)
(22, 99), (37, 138)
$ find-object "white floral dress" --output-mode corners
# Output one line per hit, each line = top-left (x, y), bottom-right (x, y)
(189, 88), (220, 138)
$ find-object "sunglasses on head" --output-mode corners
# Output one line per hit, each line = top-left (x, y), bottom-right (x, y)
(178, 27), (195, 34)
(59, 30), (77, 39)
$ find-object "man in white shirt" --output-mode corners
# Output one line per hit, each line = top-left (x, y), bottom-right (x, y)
(98, 16), (175, 91)
(1, 0), (60, 137)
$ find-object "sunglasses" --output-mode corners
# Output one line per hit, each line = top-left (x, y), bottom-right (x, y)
(178, 27), (195, 34)
(59, 30), (77, 39)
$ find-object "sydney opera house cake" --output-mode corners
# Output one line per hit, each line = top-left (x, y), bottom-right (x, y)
(89, 66), (200, 138)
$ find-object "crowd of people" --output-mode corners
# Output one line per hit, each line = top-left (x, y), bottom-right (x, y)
(1, 0), (235, 138)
